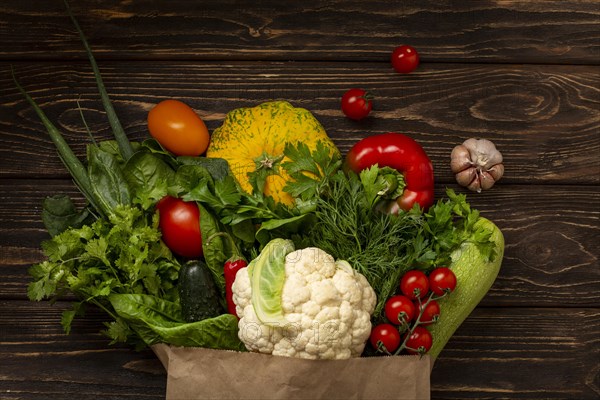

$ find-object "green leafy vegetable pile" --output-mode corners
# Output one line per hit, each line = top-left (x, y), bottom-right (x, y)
(19, 2), (496, 352)
(298, 169), (495, 318)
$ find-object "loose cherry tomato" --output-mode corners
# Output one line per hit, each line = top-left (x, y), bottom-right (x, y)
(370, 323), (401, 353)
(384, 295), (416, 325)
(148, 99), (210, 156)
(156, 196), (203, 258)
(400, 270), (430, 300)
(429, 267), (457, 296)
(416, 299), (441, 324)
(404, 326), (433, 355)
(341, 88), (373, 120)
(391, 45), (420, 74)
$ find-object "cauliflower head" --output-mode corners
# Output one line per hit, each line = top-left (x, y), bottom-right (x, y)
(232, 243), (376, 360)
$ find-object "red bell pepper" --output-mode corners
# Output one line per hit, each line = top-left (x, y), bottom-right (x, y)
(344, 132), (434, 212)
(224, 258), (247, 318)
(207, 231), (248, 318)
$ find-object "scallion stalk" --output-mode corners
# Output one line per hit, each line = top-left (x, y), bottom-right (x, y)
(64, 0), (134, 161)
(12, 68), (108, 219)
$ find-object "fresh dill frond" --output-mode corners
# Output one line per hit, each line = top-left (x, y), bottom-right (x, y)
(303, 171), (427, 318)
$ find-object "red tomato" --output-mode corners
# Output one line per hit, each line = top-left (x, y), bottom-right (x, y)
(148, 99), (210, 156)
(384, 295), (416, 325)
(370, 323), (401, 353)
(404, 326), (433, 355)
(416, 299), (441, 324)
(428, 267), (457, 296)
(391, 45), (420, 74)
(156, 196), (203, 258)
(400, 270), (430, 300)
(341, 88), (373, 120)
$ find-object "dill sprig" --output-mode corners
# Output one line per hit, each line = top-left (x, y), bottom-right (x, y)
(302, 171), (429, 318)
(283, 143), (496, 321)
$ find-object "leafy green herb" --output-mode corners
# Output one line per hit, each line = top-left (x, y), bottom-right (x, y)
(425, 189), (497, 263)
(296, 163), (495, 320)
(42, 195), (94, 237)
(359, 166), (406, 208)
(282, 140), (342, 201)
(28, 205), (180, 345)
(298, 170), (424, 318)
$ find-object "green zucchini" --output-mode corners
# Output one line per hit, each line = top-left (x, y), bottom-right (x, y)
(427, 217), (505, 361)
(178, 260), (223, 322)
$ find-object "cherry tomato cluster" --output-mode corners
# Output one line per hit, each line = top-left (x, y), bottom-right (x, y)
(341, 45), (420, 121)
(369, 267), (456, 356)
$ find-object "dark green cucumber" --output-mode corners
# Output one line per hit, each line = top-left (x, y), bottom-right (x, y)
(178, 260), (223, 322)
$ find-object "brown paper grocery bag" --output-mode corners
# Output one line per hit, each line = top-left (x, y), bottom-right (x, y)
(152, 344), (431, 400)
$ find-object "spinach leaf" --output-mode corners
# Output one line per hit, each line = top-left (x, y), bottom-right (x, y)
(110, 293), (183, 322)
(231, 219), (256, 244)
(87, 145), (131, 214)
(183, 174), (243, 213)
(140, 138), (179, 169)
(124, 152), (175, 209)
(109, 294), (244, 350)
(99, 140), (141, 165)
(42, 194), (93, 236)
(255, 214), (314, 247)
(169, 164), (215, 198)
(177, 156), (231, 181)
(197, 203), (228, 297)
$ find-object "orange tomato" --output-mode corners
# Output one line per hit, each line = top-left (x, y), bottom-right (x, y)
(147, 99), (210, 156)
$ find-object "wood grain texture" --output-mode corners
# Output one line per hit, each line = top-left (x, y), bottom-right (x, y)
(1, 179), (598, 307)
(0, 302), (165, 399)
(1, 301), (598, 399)
(2, 62), (599, 184)
(430, 307), (600, 399)
(1, 0), (599, 64)
(1, 2), (599, 399)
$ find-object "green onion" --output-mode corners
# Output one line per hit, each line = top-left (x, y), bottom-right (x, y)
(64, 0), (134, 161)
(12, 68), (108, 219)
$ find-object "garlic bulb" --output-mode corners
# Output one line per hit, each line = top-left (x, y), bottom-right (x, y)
(450, 138), (504, 192)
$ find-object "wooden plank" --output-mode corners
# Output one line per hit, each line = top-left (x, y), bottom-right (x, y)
(0, 302), (165, 399)
(2, 62), (599, 184)
(1, 300), (598, 399)
(430, 307), (600, 399)
(0, 1), (598, 64)
(1, 179), (598, 307)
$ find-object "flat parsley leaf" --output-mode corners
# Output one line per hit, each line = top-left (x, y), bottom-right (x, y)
(28, 205), (181, 346)
(282, 141), (342, 201)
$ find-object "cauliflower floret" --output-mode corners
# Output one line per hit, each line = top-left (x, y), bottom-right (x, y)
(232, 246), (376, 360)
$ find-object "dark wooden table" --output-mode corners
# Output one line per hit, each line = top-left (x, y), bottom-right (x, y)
(1, 1), (599, 399)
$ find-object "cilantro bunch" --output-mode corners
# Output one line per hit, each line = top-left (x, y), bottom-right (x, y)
(28, 206), (180, 339)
